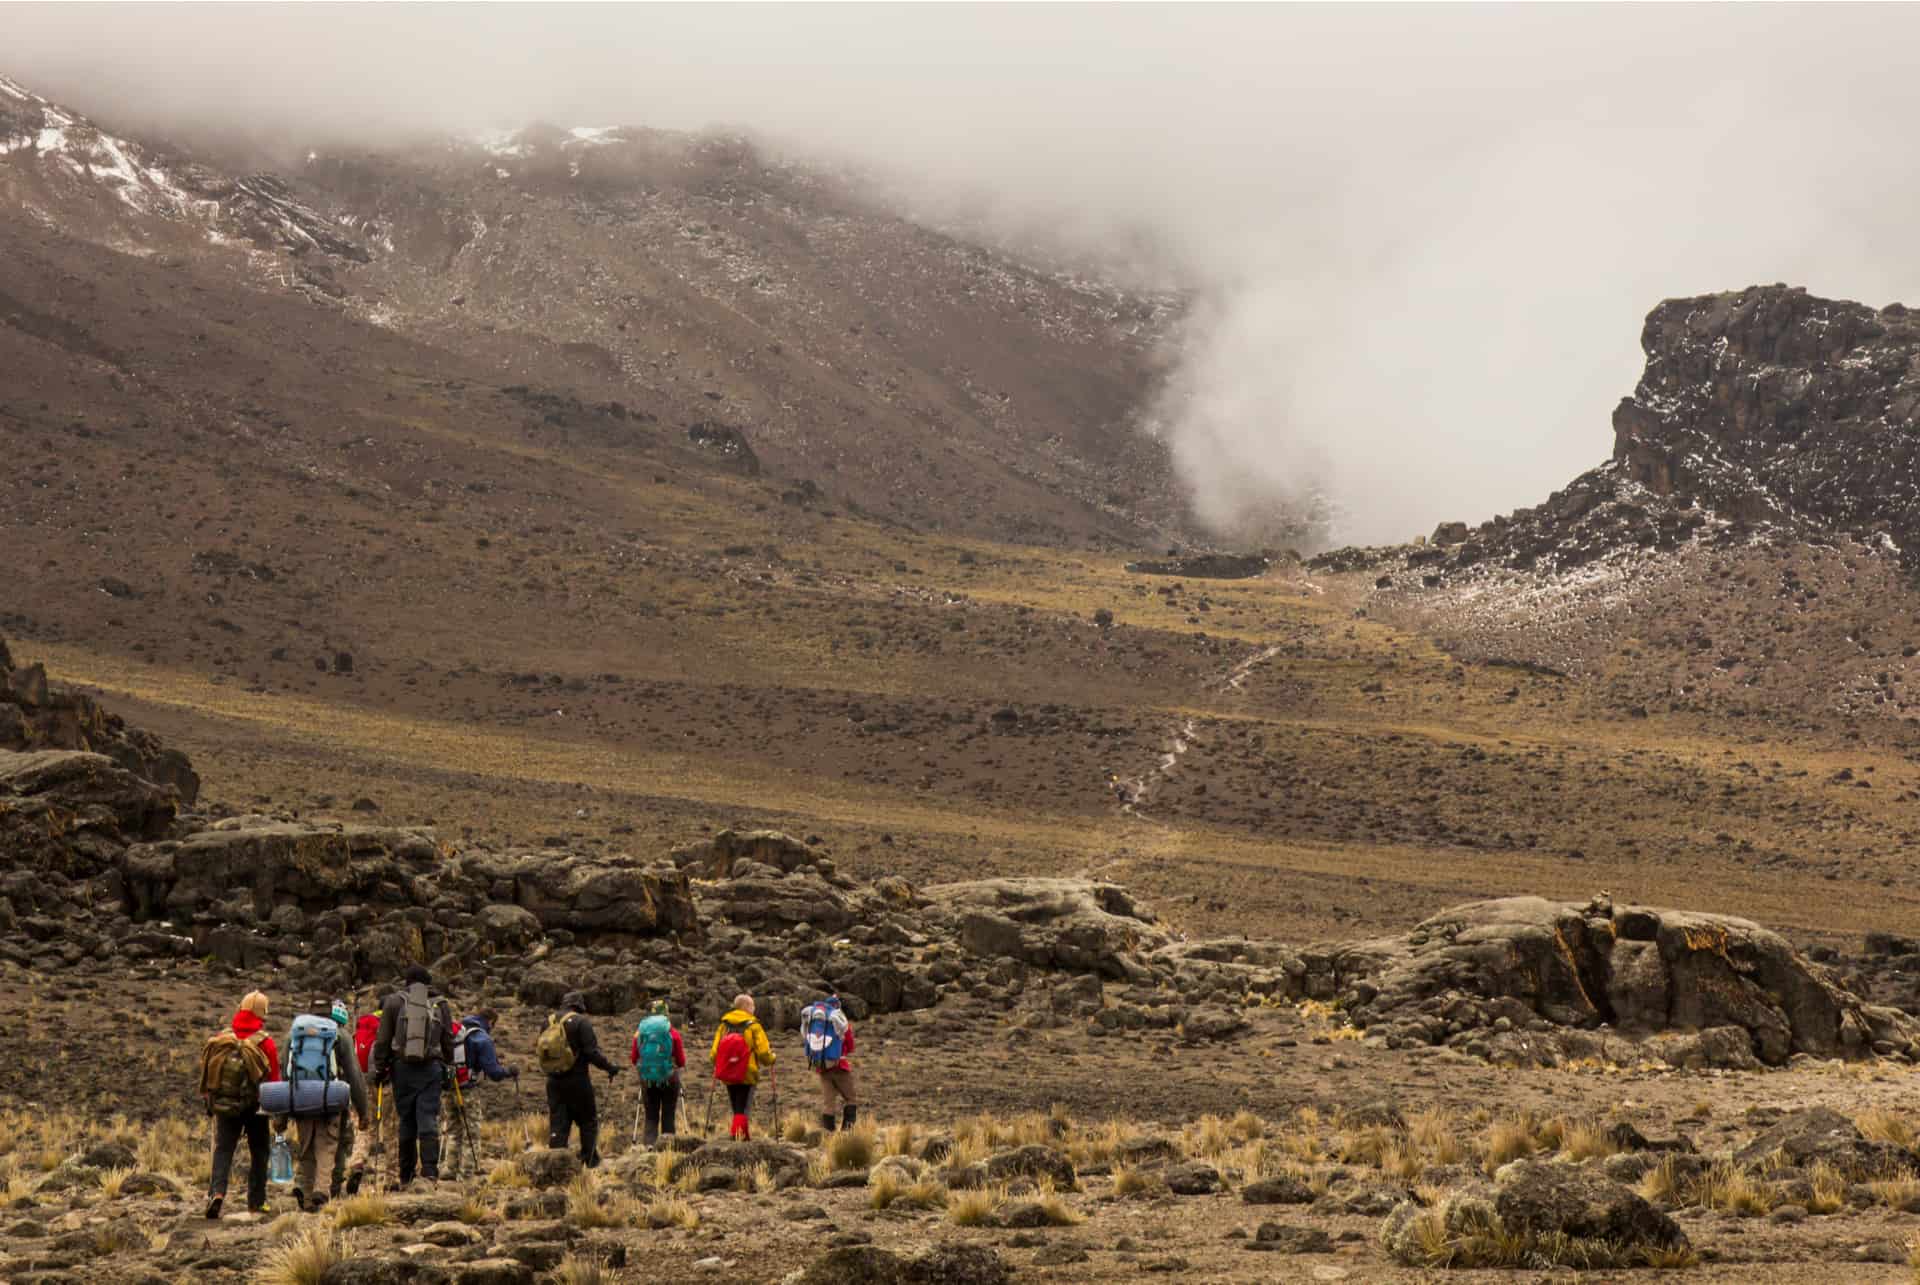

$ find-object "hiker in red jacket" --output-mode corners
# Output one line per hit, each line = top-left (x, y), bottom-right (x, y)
(202, 990), (282, 1219)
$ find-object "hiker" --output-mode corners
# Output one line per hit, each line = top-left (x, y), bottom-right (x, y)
(537, 991), (620, 1167)
(710, 993), (774, 1141)
(330, 1001), (374, 1197)
(629, 999), (687, 1147)
(801, 992), (858, 1133)
(200, 989), (281, 1219)
(1107, 770), (1135, 807)
(370, 964), (455, 1186)
(444, 1008), (518, 1180)
(282, 996), (369, 1213)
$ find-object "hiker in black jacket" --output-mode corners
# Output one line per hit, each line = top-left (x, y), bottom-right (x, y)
(545, 990), (620, 1167)
(371, 964), (456, 1186)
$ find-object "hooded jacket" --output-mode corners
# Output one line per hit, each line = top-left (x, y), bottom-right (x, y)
(710, 1009), (774, 1085)
(460, 1015), (514, 1082)
(230, 1009), (282, 1084)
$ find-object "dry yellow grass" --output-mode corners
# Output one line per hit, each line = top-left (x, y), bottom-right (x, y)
(829, 1125), (877, 1171)
(947, 1183), (1006, 1227)
(1480, 1117), (1537, 1174)
(1808, 1161), (1848, 1215)
(252, 1226), (341, 1285)
(1699, 1163), (1773, 1217)
(1858, 1108), (1917, 1149)
(331, 1193), (391, 1228)
(645, 1196), (699, 1230)
(1560, 1121), (1621, 1162)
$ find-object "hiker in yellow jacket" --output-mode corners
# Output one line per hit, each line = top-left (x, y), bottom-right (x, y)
(710, 994), (774, 1141)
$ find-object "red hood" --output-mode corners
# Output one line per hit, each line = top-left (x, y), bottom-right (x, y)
(231, 1010), (265, 1039)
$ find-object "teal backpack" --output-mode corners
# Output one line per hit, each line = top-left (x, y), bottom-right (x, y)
(636, 1014), (675, 1087)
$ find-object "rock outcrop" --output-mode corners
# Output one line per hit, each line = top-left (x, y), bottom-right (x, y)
(0, 639), (198, 803)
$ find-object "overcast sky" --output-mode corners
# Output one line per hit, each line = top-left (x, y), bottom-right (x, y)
(11, 4), (1920, 543)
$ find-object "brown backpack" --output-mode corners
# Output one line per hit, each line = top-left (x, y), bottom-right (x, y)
(201, 1030), (271, 1117)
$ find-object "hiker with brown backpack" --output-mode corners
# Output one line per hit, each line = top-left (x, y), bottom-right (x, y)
(537, 991), (620, 1168)
(370, 965), (455, 1187)
(710, 993), (775, 1141)
(199, 989), (282, 1219)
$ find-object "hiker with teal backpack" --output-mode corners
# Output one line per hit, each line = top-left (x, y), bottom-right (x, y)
(628, 999), (687, 1147)
(263, 996), (368, 1212)
(802, 992), (858, 1133)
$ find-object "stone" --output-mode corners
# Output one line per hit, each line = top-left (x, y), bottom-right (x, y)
(791, 1246), (909, 1285)
(983, 1145), (1076, 1190)
(1163, 1162), (1220, 1195)
(1734, 1107), (1920, 1177)
(518, 1149), (581, 1189)
(1249, 1222), (1333, 1253)
(419, 1222), (484, 1248)
(452, 1263), (534, 1285)
(1242, 1175), (1315, 1205)
(1493, 1160), (1689, 1249)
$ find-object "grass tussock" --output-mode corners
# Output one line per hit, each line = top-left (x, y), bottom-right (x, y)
(1112, 1164), (1154, 1198)
(552, 1257), (606, 1285)
(1698, 1162), (1774, 1217)
(1808, 1161), (1849, 1215)
(1560, 1121), (1621, 1163)
(97, 1167), (134, 1199)
(946, 1183), (1006, 1227)
(455, 1193), (495, 1225)
(871, 1167), (948, 1212)
(782, 1117), (812, 1145)
(828, 1124), (877, 1171)
(251, 1226), (342, 1285)
(645, 1195), (699, 1230)
(1857, 1108), (1917, 1150)
(1868, 1175), (1920, 1210)
(1480, 1117), (1538, 1174)
(566, 1173), (618, 1230)
(331, 1193), (392, 1229)
(485, 1160), (530, 1188)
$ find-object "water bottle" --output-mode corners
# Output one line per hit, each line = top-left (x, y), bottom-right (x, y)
(268, 1133), (294, 1185)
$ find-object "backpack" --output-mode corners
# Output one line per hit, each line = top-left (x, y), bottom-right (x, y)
(200, 1030), (270, 1117)
(802, 998), (847, 1070)
(713, 1018), (754, 1085)
(637, 1015), (675, 1087)
(267, 1014), (350, 1118)
(451, 1021), (473, 1086)
(392, 983), (437, 1063)
(353, 1013), (381, 1072)
(535, 1013), (577, 1074)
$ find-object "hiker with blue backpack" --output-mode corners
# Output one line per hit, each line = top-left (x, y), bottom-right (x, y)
(629, 999), (687, 1147)
(265, 996), (369, 1213)
(802, 992), (858, 1133)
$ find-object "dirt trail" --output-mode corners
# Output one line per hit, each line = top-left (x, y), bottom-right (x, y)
(1129, 642), (1283, 808)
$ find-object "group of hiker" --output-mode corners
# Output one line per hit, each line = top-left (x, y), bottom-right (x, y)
(199, 972), (860, 1218)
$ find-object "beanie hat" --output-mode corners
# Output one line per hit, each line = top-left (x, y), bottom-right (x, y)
(330, 1000), (350, 1026)
(649, 999), (670, 1017)
(240, 991), (270, 1018)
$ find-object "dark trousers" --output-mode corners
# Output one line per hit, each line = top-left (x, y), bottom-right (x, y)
(642, 1081), (681, 1144)
(547, 1072), (599, 1166)
(391, 1060), (443, 1182)
(209, 1109), (269, 1210)
(725, 1083), (755, 1115)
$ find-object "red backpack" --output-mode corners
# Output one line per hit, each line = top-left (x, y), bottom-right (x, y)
(354, 1013), (381, 1073)
(714, 1018), (754, 1085)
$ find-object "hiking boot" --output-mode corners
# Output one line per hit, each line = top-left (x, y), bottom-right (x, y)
(345, 1170), (364, 1196)
(842, 1104), (858, 1130)
(291, 1186), (305, 1212)
(820, 1112), (837, 1134)
(248, 1202), (271, 1216)
(307, 1192), (329, 1212)
(205, 1193), (224, 1221)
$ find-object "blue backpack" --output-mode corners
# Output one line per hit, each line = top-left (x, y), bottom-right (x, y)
(260, 1014), (350, 1118)
(636, 1015), (675, 1087)
(802, 998), (846, 1069)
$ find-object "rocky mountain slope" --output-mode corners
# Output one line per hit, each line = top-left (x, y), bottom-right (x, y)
(0, 72), (1183, 546)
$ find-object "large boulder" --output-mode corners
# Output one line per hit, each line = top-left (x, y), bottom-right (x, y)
(464, 849), (696, 938)
(1326, 894), (1919, 1065)
(922, 878), (1170, 980)
(0, 750), (177, 878)
(1493, 1160), (1688, 1250)
(1734, 1107), (1920, 1177)
(0, 644), (199, 804)
(121, 823), (439, 921)
(683, 1140), (808, 1188)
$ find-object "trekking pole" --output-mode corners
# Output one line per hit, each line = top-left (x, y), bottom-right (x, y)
(701, 1076), (716, 1136)
(632, 1074), (645, 1149)
(770, 1064), (781, 1140)
(371, 1083), (386, 1193)
(450, 1074), (480, 1181)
